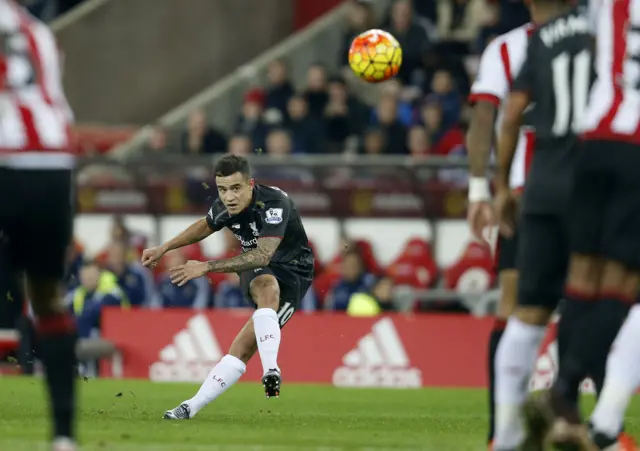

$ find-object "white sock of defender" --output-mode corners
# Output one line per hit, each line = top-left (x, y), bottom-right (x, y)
(253, 308), (281, 375)
(185, 354), (246, 416)
(494, 317), (547, 449)
(591, 306), (640, 438)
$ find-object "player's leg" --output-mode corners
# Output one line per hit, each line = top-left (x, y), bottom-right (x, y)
(488, 232), (519, 448)
(15, 170), (78, 447)
(551, 143), (637, 425)
(588, 303), (640, 450)
(249, 273), (283, 382)
(166, 318), (255, 419)
(493, 213), (566, 451)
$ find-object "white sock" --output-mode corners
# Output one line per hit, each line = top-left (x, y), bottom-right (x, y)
(185, 354), (246, 416)
(253, 308), (281, 375)
(494, 317), (547, 449)
(591, 306), (640, 438)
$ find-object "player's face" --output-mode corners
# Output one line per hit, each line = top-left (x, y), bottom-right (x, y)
(216, 172), (254, 215)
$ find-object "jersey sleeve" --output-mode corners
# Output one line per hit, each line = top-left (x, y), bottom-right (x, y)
(259, 199), (290, 238)
(205, 201), (226, 232)
(511, 39), (535, 94)
(468, 38), (509, 107)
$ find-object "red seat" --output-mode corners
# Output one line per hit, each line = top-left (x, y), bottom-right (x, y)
(442, 241), (496, 292)
(387, 238), (438, 288)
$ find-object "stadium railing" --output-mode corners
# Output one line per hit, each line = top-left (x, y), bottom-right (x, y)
(111, 0), (393, 159)
(75, 153), (499, 314)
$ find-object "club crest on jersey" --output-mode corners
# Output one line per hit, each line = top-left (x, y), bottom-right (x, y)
(265, 208), (283, 225)
(249, 222), (260, 236)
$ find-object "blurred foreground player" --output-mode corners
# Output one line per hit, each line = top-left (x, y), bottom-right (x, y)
(533, 0), (640, 447)
(141, 155), (314, 419)
(493, 0), (597, 449)
(465, 8), (536, 448)
(0, 1), (77, 450)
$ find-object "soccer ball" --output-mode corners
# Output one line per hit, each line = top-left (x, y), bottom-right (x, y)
(348, 29), (402, 83)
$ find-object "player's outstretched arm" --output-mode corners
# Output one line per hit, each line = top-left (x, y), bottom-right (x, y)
(495, 91), (529, 237)
(168, 237), (283, 287)
(141, 217), (213, 268)
(466, 100), (498, 243)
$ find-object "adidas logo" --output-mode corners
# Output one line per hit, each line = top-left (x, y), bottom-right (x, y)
(332, 318), (421, 388)
(149, 314), (223, 382)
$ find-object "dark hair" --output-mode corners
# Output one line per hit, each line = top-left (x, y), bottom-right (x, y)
(215, 154), (251, 178)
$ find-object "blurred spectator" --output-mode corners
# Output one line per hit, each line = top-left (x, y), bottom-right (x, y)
(157, 250), (210, 308)
(66, 261), (127, 339)
(181, 109), (227, 155)
(214, 274), (251, 308)
(373, 95), (407, 154)
(339, 0), (376, 66)
(227, 134), (253, 156)
(143, 124), (171, 154)
(407, 125), (431, 159)
(419, 45), (471, 98)
(430, 69), (461, 126)
(324, 76), (369, 152)
(362, 127), (387, 155)
(105, 241), (155, 307)
(420, 97), (464, 155)
(265, 59), (295, 122)
(304, 63), (329, 118)
(437, 0), (493, 52)
(287, 95), (325, 153)
(325, 249), (376, 311)
(265, 128), (293, 159)
(95, 215), (146, 265)
(386, 0), (431, 85)
(347, 276), (396, 316)
(374, 80), (414, 126)
(236, 88), (270, 150)
(65, 241), (85, 292)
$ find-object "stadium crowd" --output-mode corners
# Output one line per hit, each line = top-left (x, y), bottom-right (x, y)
(142, 0), (531, 160)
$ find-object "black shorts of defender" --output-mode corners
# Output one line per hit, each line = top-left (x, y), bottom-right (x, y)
(516, 212), (570, 310)
(240, 262), (313, 328)
(0, 169), (73, 281)
(569, 140), (640, 270)
(496, 229), (519, 272)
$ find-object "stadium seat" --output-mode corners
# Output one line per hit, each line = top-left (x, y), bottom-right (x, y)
(442, 241), (496, 292)
(387, 238), (438, 288)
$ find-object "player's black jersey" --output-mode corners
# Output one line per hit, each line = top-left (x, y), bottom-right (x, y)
(206, 184), (314, 272)
(513, 9), (594, 213)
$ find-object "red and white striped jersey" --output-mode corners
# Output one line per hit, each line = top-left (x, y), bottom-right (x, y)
(582, 0), (640, 143)
(469, 23), (536, 190)
(0, 0), (74, 168)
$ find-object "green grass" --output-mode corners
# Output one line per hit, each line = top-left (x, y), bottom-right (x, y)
(1, 377), (640, 450)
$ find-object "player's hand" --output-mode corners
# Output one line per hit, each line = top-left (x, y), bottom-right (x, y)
(494, 189), (518, 238)
(169, 260), (208, 287)
(141, 246), (166, 268)
(467, 201), (496, 244)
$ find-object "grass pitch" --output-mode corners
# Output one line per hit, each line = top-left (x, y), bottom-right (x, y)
(1, 377), (640, 450)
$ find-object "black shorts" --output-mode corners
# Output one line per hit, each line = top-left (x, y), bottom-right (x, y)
(240, 262), (313, 328)
(0, 168), (73, 281)
(516, 212), (570, 309)
(495, 230), (519, 272)
(569, 140), (640, 269)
